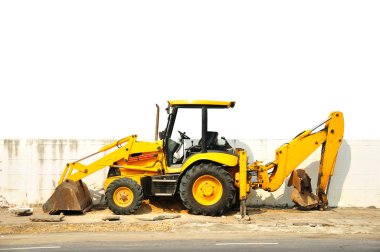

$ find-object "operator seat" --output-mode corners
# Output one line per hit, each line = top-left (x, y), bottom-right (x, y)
(198, 131), (218, 147)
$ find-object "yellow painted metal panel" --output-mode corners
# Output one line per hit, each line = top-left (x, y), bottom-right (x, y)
(266, 130), (327, 191)
(177, 152), (238, 173)
(130, 141), (163, 154)
(238, 149), (248, 200)
(168, 100), (235, 108)
(104, 174), (146, 190)
(316, 111), (344, 207)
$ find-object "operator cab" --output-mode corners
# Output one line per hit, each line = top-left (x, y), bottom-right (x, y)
(159, 100), (235, 166)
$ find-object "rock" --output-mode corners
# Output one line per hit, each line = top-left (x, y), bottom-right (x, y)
(321, 223), (334, 227)
(234, 214), (242, 220)
(136, 214), (181, 221)
(276, 222), (287, 227)
(30, 215), (65, 222)
(240, 216), (251, 223)
(9, 207), (33, 216)
(234, 214), (251, 222)
(0, 195), (9, 208)
(102, 216), (121, 221)
(292, 222), (310, 226)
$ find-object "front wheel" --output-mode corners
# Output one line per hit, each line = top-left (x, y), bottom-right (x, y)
(179, 163), (235, 216)
(105, 178), (143, 215)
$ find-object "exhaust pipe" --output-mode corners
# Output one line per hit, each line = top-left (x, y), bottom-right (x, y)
(155, 104), (160, 141)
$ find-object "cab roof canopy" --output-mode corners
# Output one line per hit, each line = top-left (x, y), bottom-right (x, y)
(168, 100), (235, 109)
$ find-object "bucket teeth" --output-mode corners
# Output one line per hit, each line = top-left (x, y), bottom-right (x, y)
(43, 180), (92, 214)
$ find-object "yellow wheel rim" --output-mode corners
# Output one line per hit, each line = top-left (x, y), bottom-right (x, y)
(192, 175), (223, 206)
(113, 187), (134, 207)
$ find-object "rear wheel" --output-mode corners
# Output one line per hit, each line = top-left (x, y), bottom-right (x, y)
(105, 178), (143, 215)
(179, 163), (235, 216)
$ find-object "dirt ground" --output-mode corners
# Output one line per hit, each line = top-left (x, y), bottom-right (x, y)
(0, 199), (379, 237)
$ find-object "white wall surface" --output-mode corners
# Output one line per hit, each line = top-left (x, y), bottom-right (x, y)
(1, 138), (379, 208)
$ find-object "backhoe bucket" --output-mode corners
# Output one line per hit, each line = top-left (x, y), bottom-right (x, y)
(288, 170), (319, 209)
(43, 180), (93, 214)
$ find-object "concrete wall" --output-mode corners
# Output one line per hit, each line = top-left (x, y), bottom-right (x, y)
(0, 139), (379, 207)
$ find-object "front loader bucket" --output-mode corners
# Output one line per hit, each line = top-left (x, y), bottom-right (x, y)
(43, 180), (93, 214)
(288, 170), (319, 209)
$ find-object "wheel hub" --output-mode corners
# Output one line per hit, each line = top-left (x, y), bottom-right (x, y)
(120, 193), (128, 201)
(200, 182), (214, 197)
(113, 187), (134, 207)
(192, 175), (223, 206)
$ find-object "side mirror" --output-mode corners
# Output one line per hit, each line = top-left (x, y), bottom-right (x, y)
(159, 130), (166, 140)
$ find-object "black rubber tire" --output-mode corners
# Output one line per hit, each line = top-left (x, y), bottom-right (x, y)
(105, 178), (143, 215)
(179, 163), (235, 216)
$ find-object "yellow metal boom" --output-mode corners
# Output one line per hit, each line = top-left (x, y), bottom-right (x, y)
(243, 111), (344, 209)
(58, 135), (137, 185)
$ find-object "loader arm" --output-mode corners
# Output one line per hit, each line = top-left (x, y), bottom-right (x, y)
(58, 135), (136, 184)
(248, 111), (344, 208)
(43, 135), (138, 214)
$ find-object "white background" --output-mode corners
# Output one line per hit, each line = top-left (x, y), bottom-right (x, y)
(1, 1), (379, 140)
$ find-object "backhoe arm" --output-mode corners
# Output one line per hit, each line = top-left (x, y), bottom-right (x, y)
(249, 112), (344, 208)
(316, 112), (344, 208)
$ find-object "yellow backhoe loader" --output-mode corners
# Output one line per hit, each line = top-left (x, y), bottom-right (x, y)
(43, 100), (344, 217)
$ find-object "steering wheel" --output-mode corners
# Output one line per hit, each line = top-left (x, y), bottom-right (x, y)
(178, 130), (190, 140)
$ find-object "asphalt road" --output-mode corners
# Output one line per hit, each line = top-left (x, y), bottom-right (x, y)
(1, 232), (379, 252)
